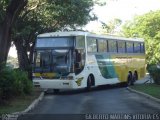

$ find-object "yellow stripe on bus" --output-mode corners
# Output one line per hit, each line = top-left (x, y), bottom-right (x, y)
(34, 72), (58, 78)
(111, 54), (146, 82)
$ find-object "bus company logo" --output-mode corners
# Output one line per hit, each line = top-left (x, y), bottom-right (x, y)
(75, 77), (83, 86)
(41, 73), (47, 77)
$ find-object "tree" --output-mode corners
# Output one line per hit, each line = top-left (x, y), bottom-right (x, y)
(0, 0), (104, 65)
(122, 10), (160, 64)
(12, 0), (98, 79)
(0, 0), (28, 64)
(101, 18), (122, 35)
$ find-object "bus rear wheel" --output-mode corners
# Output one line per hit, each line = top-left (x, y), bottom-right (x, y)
(133, 70), (138, 82)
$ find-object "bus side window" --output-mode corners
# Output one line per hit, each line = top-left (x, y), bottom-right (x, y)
(108, 40), (117, 53)
(126, 42), (134, 53)
(87, 38), (97, 52)
(98, 39), (108, 52)
(117, 41), (125, 53)
(134, 42), (141, 53)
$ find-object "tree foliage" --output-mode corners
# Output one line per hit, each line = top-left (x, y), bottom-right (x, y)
(0, 0), (98, 66)
(10, 0), (98, 79)
(100, 18), (122, 35)
(0, 0), (98, 75)
(122, 10), (160, 64)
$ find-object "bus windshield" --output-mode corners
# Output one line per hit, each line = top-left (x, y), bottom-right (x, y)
(34, 49), (73, 75)
(34, 37), (74, 76)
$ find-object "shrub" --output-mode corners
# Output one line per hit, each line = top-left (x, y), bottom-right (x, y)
(147, 64), (160, 85)
(0, 64), (14, 100)
(12, 69), (33, 95)
(0, 64), (33, 101)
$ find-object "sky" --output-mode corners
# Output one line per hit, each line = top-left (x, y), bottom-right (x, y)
(9, 0), (160, 58)
(85, 0), (160, 32)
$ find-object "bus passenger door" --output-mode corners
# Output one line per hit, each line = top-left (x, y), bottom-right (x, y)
(74, 49), (85, 75)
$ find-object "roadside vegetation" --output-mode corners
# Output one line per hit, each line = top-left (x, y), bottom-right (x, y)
(122, 10), (160, 85)
(0, 64), (35, 115)
(0, 64), (33, 102)
(0, 64), (42, 115)
(0, 88), (41, 115)
(121, 10), (160, 98)
(130, 84), (160, 99)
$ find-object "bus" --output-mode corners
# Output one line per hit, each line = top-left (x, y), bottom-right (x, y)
(32, 31), (145, 92)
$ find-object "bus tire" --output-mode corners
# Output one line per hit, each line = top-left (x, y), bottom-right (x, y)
(86, 76), (92, 91)
(127, 71), (132, 86)
(133, 70), (138, 81)
(54, 89), (60, 94)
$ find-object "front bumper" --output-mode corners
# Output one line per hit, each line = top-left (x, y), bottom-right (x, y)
(33, 78), (75, 89)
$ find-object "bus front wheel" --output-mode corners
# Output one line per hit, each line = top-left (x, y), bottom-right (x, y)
(86, 76), (92, 91)
(54, 89), (60, 94)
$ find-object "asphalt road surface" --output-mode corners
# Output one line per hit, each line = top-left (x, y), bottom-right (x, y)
(18, 86), (160, 120)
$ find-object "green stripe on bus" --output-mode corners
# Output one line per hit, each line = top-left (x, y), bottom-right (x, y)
(95, 54), (117, 79)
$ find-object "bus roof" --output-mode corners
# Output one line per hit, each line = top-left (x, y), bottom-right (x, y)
(37, 31), (144, 42)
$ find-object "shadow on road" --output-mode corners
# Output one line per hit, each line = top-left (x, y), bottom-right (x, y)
(44, 83), (127, 95)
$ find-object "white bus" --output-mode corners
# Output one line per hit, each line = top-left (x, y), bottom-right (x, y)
(33, 31), (145, 92)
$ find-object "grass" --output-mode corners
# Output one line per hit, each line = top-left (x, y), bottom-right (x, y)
(130, 84), (160, 99)
(0, 87), (42, 115)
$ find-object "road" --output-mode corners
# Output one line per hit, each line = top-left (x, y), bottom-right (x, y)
(18, 86), (160, 120)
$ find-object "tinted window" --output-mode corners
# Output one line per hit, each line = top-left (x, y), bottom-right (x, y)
(87, 38), (97, 52)
(134, 43), (141, 53)
(126, 42), (133, 53)
(35, 50), (51, 72)
(108, 40), (117, 53)
(118, 41), (125, 53)
(76, 36), (85, 48)
(98, 39), (108, 52)
(36, 37), (73, 48)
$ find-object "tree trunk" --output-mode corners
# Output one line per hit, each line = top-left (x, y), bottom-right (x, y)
(0, 0), (28, 64)
(14, 38), (35, 80)
(0, 16), (12, 63)
(14, 39), (30, 71)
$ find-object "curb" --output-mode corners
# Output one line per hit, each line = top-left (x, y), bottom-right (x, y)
(127, 87), (160, 104)
(22, 91), (44, 113)
(12, 91), (44, 115)
(2, 92), (44, 120)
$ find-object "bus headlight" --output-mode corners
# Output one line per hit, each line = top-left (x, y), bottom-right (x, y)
(33, 82), (40, 87)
